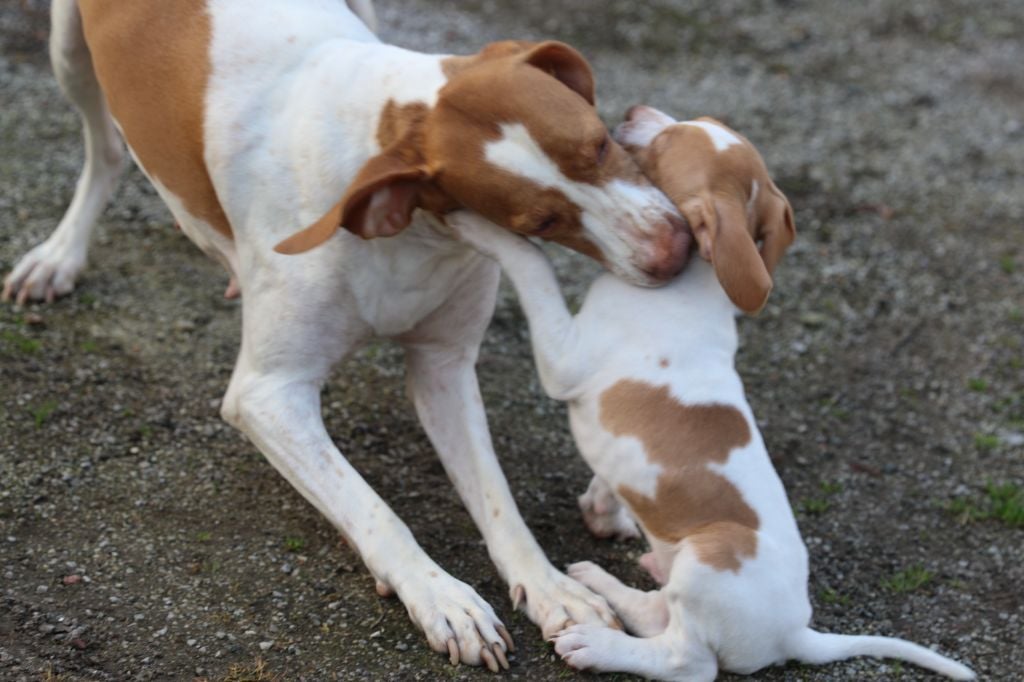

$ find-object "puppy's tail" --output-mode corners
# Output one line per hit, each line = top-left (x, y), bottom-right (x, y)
(786, 628), (975, 680)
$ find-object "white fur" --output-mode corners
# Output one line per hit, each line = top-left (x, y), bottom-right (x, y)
(450, 212), (976, 681)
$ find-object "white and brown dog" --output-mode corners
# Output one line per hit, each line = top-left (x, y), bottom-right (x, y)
(1, 0), (693, 670)
(449, 107), (974, 680)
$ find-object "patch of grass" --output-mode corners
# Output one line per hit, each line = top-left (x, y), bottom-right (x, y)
(999, 255), (1016, 274)
(79, 292), (97, 306)
(81, 339), (98, 353)
(984, 482), (1024, 527)
(820, 480), (843, 495)
(967, 377), (988, 392)
(1, 329), (41, 354)
(882, 565), (933, 593)
(199, 657), (282, 682)
(284, 536), (306, 552)
(29, 400), (58, 428)
(1010, 308), (1023, 323)
(800, 497), (830, 515)
(196, 531), (212, 543)
(973, 432), (1000, 450)
(948, 481), (1024, 527)
(818, 587), (852, 606)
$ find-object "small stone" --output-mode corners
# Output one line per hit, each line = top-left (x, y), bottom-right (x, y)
(187, 638), (197, 646)
(62, 574), (82, 585)
(258, 640), (274, 651)
(395, 641), (409, 651)
(36, 585), (48, 593)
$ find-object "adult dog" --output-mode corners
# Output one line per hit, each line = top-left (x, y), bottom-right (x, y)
(2, 0), (690, 669)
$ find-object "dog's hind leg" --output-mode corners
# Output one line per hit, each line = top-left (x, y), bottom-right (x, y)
(3, 0), (126, 304)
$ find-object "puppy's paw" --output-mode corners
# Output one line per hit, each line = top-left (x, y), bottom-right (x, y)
(552, 623), (626, 672)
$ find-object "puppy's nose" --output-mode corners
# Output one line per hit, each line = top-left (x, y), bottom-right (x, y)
(625, 104), (656, 123)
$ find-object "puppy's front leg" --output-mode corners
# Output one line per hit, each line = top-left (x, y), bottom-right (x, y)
(447, 212), (591, 400)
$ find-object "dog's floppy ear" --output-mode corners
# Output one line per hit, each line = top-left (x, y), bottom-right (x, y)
(519, 41), (596, 105)
(274, 153), (432, 254)
(758, 183), (796, 274)
(682, 192), (773, 315)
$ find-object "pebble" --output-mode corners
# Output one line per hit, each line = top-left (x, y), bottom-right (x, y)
(259, 640), (274, 651)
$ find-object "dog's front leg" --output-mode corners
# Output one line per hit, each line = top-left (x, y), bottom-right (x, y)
(405, 343), (620, 639)
(221, 302), (510, 670)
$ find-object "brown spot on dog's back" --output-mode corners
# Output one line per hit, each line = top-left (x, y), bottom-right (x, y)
(600, 380), (751, 466)
(79, 0), (231, 237)
(658, 357), (670, 368)
(600, 379), (759, 572)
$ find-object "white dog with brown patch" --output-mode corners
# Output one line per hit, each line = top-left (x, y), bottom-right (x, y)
(449, 106), (975, 680)
(2, 0), (695, 670)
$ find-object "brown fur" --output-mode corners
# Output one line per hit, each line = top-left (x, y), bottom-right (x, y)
(627, 117), (795, 313)
(79, 0), (232, 238)
(599, 379), (760, 573)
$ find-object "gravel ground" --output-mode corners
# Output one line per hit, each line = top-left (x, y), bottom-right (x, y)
(1, 1), (1022, 680)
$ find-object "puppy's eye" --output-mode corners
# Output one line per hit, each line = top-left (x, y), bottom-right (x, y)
(596, 135), (610, 164)
(533, 215), (559, 235)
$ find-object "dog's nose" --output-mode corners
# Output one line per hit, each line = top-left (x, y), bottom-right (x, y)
(642, 214), (693, 282)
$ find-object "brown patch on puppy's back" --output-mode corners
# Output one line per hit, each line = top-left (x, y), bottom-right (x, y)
(79, 0), (231, 237)
(599, 380), (760, 572)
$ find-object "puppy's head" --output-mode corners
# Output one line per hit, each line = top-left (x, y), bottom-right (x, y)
(614, 105), (796, 313)
(275, 42), (690, 287)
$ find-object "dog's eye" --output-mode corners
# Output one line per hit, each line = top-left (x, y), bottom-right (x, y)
(596, 135), (610, 164)
(533, 215), (559, 235)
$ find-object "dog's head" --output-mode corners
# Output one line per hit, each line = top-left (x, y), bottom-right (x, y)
(274, 41), (690, 287)
(614, 105), (796, 313)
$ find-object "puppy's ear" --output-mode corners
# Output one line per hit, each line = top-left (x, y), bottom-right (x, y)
(519, 41), (596, 105)
(683, 192), (772, 314)
(274, 153), (432, 254)
(758, 183), (796, 274)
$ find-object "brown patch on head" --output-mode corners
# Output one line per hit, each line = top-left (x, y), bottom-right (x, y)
(628, 116), (796, 313)
(432, 41), (648, 259)
(78, 0), (231, 238)
(599, 379), (759, 573)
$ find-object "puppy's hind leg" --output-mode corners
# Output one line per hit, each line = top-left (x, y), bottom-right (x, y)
(578, 475), (641, 541)
(568, 561), (668, 637)
(3, 0), (126, 304)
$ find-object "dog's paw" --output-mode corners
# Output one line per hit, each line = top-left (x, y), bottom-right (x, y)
(3, 238), (86, 305)
(508, 563), (621, 640)
(396, 570), (513, 671)
(552, 622), (625, 672)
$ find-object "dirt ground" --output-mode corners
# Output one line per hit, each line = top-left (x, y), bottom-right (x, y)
(1, 1), (1022, 680)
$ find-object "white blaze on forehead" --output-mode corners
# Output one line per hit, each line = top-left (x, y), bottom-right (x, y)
(484, 123), (674, 269)
(617, 117), (672, 148)
(680, 120), (742, 152)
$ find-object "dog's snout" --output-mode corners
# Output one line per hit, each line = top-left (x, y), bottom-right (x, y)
(640, 216), (693, 283)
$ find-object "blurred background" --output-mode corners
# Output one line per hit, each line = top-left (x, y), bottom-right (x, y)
(1, 1), (1021, 680)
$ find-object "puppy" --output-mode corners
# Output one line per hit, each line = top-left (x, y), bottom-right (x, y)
(447, 107), (974, 680)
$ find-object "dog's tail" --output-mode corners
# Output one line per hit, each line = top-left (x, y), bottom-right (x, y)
(785, 628), (975, 680)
